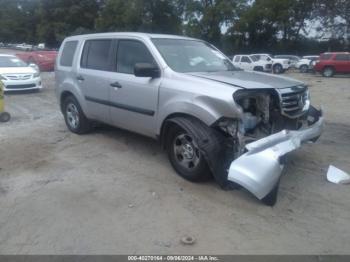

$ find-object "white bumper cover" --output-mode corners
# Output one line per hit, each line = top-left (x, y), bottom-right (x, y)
(228, 107), (323, 200)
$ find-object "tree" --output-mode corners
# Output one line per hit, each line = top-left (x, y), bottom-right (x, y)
(184, 0), (247, 47)
(36, 0), (100, 47)
(96, 0), (184, 34)
(312, 0), (350, 49)
(0, 0), (39, 43)
(232, 0), (316, 52)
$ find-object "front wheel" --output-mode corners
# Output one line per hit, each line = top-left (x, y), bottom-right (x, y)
(63, 96), (91, 134)
(166, 124), (211, 182)
(299, 65), (308, 73)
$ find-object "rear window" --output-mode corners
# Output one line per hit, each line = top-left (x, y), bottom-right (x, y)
(60, 41), (78, 67)
(320, 54), (332, 60)
(81, 39), (112, 71)
(335, 54), (349, 61)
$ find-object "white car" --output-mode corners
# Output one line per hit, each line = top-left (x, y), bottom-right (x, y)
(232, 54), (272, 72)
(251, 54), (291, 74)
(0, 54), (42, 91)
(295, 56), (320, 73)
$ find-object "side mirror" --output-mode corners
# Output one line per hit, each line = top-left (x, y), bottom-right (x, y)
(134, 63), (160, 78)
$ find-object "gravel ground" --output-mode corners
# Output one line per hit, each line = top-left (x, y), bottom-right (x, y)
(0, 50), (350, 254)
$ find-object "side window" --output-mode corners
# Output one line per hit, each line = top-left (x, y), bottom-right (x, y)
(117, 40), (156, 74)
(241, 56), (251, 63)
(60, 41), (78, 67)
(335, 54), (349, 61)
(320, 54), (332, 60)
(81, 39), (112, 71)
(234, 56), (240, 62)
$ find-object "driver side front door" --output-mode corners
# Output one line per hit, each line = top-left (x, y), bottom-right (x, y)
(108, 39), (162, 137)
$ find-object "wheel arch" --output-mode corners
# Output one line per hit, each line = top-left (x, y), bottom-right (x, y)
(58, 81), (87, 115)
(159, 113), (209, 149)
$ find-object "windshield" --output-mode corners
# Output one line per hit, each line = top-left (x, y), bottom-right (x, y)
(152, 38), (236, 73)
(0, 56), (27, 67)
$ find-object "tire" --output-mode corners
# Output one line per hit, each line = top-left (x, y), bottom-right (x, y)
(166, 121), (212, 182)
(299, 65), (308, 73)
(0, 112), (11, 123)
(62, 95), (91, 134)
(273, 64), (283, 74)
(322, 66), (334, 77)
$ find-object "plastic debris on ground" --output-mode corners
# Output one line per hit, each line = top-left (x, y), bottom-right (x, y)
(326, 165), (350, 184)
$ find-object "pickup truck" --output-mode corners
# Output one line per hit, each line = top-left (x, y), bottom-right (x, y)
(232, 54), (272, 72)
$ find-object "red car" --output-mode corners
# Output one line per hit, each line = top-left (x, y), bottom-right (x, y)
(16, 50), (58, 71)
(314, 52), (350, 77)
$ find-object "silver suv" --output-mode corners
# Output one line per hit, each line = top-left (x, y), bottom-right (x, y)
(55, 33), (323, 205)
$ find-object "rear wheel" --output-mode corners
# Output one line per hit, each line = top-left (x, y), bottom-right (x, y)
(322, 66), (334, 77)
(166, 123), (211, 182)
(273, 64), (283, 74)
(63, 96), (91, 134)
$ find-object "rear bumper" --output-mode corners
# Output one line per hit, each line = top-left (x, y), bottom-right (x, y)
(227, 106), (323, 200)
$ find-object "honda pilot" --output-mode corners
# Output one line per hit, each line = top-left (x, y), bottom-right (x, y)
(55, 33), (323, 205)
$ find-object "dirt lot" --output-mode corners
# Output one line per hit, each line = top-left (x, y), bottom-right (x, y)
(0, 50), (350, 254)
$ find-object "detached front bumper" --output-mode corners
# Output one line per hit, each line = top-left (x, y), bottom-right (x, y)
(227, 106), (323, 202)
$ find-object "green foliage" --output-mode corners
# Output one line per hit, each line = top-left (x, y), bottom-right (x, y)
(95, 0), (184, 34)
(0, 0), (348, 53)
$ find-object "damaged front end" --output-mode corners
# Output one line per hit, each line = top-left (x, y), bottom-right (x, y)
(218, 86), (323, 205)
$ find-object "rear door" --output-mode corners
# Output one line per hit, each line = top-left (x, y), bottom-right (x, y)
(108, 39), (161, 137)
(77, 39), (114, 123)
(334, 54), (350, 73)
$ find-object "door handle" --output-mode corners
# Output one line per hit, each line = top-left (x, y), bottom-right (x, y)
(110, 82), (122, 89)
(76, 75), (84, 81)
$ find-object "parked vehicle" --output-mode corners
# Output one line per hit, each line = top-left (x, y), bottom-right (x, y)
(55, 33), (323, 205)
(274, 55), (301, 68)
(295, 56), (319, 73)
(15, 43), (33, 51)
(251, 54), (291, 74)
(232, 54), (272, 72)
(0, 54), (42, 91)
(16, 50), (57, 71)
(314, 52), (350, 77)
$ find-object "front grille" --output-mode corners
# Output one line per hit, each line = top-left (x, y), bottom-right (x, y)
(6, 84), (36, 89)
(4, 74), (32, 80)
(278, 86), (309, 118)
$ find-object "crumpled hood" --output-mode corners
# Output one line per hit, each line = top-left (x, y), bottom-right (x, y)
(189, 70), (304, 89)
